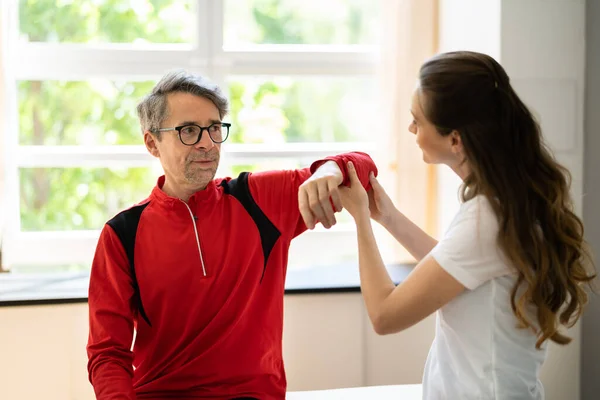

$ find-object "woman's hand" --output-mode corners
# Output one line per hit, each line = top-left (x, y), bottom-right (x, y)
(367, 173), (397, 226)
(339, 161), (370, 221)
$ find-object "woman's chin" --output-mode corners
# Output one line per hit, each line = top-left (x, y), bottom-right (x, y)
(421, 151), (432, 164)
(420, 150), (444, 165)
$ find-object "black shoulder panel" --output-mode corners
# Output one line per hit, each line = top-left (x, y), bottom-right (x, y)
(107, 202), (152, 327)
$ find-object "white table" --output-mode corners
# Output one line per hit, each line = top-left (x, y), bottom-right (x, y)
(287, 384), (422, 399)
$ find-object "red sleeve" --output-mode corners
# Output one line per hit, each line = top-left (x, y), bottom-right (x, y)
(248, 151), (378, 239)
(310, 151), (378, 190)
(87, 224), (137, 400)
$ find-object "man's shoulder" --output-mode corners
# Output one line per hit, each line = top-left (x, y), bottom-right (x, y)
(241, 168), (311, 188)
(218, 170), (294, 198)
(106, 199), (152, 235)
(217, 172), (251, 195)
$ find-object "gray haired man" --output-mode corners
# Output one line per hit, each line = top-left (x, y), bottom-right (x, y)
(87, 70), (378, 400)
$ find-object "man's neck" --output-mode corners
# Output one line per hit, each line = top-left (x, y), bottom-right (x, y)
(161, 179), (206, 203)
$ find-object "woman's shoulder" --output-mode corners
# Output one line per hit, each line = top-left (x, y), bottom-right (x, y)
(458, 195), (498, 225)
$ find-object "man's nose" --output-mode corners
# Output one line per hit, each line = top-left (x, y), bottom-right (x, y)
(194, 129), (214, 150)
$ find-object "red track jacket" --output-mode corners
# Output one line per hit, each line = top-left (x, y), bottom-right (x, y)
(87, 152), (377, 399)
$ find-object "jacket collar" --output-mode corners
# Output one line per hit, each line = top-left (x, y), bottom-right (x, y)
(150, 175), (221, 207)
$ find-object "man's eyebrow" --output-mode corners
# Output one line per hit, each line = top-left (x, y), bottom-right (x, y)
(176, 120), (222, 126)
(177, 120), (199, 127)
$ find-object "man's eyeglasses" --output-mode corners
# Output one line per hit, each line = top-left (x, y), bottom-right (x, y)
(154, 122), (231, 145)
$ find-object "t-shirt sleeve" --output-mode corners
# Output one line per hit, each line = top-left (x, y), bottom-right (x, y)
(430, 196), (513, 290)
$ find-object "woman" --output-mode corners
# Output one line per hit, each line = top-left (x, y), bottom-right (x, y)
(339, 51), (595, 399)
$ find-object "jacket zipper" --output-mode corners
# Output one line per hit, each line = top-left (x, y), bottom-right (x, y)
(180, 200), (207, 277)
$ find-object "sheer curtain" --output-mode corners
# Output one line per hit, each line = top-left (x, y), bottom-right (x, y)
(377, 0), (439, 262)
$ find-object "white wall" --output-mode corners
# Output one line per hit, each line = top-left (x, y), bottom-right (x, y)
(436, 0), (502, 233)
(581, 0), (600, 399)
(438, 1), (587, 399)
(0, 295), (436, 400)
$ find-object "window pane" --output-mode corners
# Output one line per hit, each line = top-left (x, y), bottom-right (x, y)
(19, 161), (341, 232)
(228, 77), (378, 144)
(19, 0), (193, 43)
(224, 0), (379, 46)
(19, 167), (156, 231)
(18, 80), (155, 145)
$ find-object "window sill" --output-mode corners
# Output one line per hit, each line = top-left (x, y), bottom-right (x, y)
(0, 263), (415, 307)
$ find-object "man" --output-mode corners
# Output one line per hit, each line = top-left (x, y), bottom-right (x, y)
(87, 70), (377, 400)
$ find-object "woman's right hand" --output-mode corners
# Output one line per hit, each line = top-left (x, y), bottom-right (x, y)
(368, 173), (396, 226)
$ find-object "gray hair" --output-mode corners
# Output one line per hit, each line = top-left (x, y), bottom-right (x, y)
(136, 70), (229, 136)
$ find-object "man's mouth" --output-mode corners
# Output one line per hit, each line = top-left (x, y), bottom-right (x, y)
(192, 160), (215, 168)
(192, 160), (215, 166)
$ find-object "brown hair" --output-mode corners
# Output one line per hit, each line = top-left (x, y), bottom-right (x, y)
(418, 51), (596, 348)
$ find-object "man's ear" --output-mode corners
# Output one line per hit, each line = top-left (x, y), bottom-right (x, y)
(144, 131), (160, 158)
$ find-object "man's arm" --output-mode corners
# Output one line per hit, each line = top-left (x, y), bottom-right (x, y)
(298, 152), (377, 230)
(87, 225), (137, 400)
(312, 152), (377, 189)
(247, 151), (378, 239)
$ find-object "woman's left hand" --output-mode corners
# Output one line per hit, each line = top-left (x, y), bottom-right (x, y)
(339, 161), (370, 221)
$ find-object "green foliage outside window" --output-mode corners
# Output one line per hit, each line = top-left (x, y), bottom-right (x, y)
(17, 0), (376, 232)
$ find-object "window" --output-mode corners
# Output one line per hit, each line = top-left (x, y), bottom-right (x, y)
(2, 0), (386, 272)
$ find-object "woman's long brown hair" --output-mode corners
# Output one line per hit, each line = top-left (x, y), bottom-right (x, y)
(419, 51), (596, 348)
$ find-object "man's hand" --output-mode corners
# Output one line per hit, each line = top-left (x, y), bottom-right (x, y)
(298, 161), (343, 229)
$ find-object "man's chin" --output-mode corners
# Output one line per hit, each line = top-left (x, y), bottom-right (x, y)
(185, 168), (217, 186)
(188, 162), (218, 173)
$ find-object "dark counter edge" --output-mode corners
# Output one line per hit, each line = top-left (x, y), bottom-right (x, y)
(0, 296), (89, 307)
(0, 287), (368, 307)
(0, 263), (415, 307)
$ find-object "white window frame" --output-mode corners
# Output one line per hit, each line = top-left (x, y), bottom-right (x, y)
(2, 0), (384, 268)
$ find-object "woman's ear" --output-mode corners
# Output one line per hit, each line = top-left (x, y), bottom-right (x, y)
(449, 130), (464, 156)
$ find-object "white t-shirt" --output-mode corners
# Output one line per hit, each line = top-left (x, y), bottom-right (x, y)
(423, 195), (547, 400)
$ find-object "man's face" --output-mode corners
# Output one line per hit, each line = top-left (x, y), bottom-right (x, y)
(144, 92), (222, 194)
